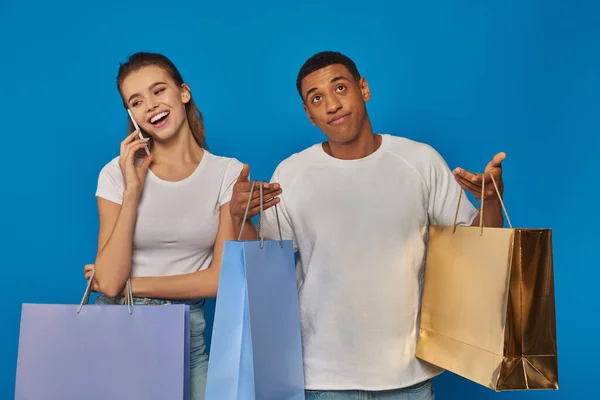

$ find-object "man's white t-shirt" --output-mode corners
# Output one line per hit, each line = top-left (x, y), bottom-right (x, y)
(262, 134), (478, 391)
(95, 150), (243, 278)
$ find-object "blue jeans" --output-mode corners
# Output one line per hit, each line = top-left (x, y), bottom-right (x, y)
(305, 380), (435, 400)
(96, 294), (209, 400)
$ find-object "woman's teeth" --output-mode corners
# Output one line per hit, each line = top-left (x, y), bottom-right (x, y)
(150, 111), (169, 124)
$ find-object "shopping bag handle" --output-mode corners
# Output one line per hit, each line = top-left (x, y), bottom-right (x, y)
(452, 171), (512, 235)
(237, 180), (284, 249)
(77, 267), (134, 315)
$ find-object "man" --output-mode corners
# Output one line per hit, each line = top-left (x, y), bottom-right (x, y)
(230, 51), (506, 399)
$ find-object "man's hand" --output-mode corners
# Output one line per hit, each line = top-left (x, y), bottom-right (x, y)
(452, 152), (506, 200)
(230, 164), (282, 226)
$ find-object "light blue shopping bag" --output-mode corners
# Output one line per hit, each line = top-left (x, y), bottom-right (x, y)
(205, 182), (305, 400)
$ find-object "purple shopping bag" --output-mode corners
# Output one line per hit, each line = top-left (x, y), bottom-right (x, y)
(14, 277), (190, 400)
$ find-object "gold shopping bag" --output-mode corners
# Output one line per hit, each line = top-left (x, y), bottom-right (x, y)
(416, 174), (559, 391)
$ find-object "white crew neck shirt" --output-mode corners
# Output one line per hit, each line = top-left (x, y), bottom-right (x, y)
(262, 134), (478, 390)
(95, 150), (243, 278)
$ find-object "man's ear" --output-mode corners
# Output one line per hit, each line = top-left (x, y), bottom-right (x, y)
(359, 77), (371, 102)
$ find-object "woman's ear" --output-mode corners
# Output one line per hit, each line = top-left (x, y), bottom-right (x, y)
(181, 83), (192, 104)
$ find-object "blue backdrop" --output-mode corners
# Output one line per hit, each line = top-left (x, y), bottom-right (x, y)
(0, 0), (597, 398)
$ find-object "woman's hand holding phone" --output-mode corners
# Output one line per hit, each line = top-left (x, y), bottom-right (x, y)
(119, 130), (153, 195)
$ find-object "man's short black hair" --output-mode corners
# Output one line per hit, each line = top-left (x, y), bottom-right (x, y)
(296, 51), (361, 100)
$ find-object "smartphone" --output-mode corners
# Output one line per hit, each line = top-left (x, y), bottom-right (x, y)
(127, 109), (151, 157)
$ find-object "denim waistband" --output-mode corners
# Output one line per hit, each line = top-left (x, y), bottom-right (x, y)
(96, 294), (205, 307)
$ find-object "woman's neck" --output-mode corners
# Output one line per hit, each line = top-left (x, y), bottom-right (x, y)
(151, 124), (203, 166)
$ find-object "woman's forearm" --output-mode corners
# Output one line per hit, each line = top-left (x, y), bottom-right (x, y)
(130, 268), (219, 300)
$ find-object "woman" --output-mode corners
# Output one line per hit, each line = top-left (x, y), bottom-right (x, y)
(84, 52), (281, 399)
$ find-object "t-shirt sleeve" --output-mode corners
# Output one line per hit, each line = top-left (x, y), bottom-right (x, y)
(218, 158), (244, 207)
(95, 160), (125, 205)
(262, 165), (298, 250)
(427, 147), (478, 226)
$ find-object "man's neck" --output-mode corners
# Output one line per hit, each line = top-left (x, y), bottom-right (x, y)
(324, 128), (381, 160)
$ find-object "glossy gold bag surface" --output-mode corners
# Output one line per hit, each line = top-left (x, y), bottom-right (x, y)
(415, 175), (559, 391)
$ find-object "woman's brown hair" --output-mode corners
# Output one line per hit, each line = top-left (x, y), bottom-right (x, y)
(116, 52), (206, 149)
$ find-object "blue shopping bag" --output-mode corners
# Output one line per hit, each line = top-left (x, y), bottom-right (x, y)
(14, 277), (190, 400)
(205, 182), (305, 400)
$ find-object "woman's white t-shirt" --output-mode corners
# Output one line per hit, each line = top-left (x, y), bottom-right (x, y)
(95, 150), (243, 278)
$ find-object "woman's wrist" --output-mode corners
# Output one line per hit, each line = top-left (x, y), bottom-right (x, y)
(123, 188), (141, 204)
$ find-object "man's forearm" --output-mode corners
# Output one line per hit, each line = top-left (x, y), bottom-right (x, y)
(232, 216), (259, 240)
(472, 198), (504, 228)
